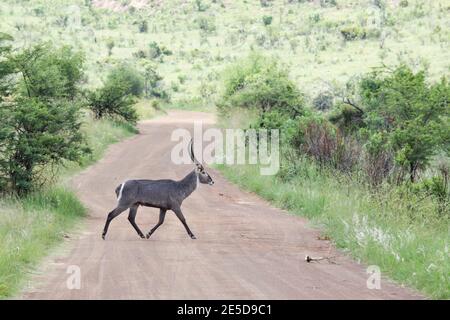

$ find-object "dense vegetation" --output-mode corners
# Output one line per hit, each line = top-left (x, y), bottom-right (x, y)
(0, 20), (147, 296)
(217, 54), (449, 298)
(0, 0), (449, 298)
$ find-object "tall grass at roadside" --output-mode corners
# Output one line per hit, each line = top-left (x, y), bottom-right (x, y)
(59, 114), (138, 179)
(133, 99), (160, 120)
(216, 161), (449, 299)
(0, 187), (85, 298)
(81, 115), (138, 163)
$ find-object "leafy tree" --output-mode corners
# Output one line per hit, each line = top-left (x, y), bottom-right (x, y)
(0, 43), (88, 194)
(143, 64), (167, 99)
(359, 66), (450, 182)
(87, 76), (138, 124)
(106, 64), (144, 97)
(313, 91), (334, 111)
(10, 43), (84, 100)
(0, 33), (14, 98)
(218, 53), (304, 120)
(0, 97), (88, 195)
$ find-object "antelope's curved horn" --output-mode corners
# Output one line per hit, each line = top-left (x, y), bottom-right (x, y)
(189, 138), (201, 165)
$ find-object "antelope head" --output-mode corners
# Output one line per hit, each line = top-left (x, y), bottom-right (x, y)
(189, 139), (214, 185)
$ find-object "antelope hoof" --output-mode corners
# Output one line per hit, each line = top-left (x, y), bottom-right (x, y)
(102, 233), (106, 240)
(190, 235), (197, 239)
(139, 234), (145, 239)
(146, 233), (151, 239)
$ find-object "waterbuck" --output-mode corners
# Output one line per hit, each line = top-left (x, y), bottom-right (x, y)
(102, 139), (214, 240)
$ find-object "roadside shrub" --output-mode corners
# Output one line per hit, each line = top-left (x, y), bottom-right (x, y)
(287, 114), (362, 172)
(0, 33), (14, 97)
(0, 97), (88, 195)
(218, 53), (304, 119)
(0, 43), (88, 195)
(328, 103), (364, 133)
(359, 66), (450, 182)
(313, 91), (334, 111)
(87, 72), (138, 124)
(290, 116), (337, 167)
(412, 176), (449, 208)
(363, 134), (394, 185)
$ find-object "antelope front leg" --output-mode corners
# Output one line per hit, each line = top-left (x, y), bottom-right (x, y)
(128, 205), (145, 239)
(173, 207), (196, 239)
(102, 206), (128, 240)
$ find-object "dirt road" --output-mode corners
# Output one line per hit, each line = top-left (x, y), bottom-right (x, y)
(21, 111), (421, 299)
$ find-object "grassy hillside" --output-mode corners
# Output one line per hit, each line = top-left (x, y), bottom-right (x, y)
(1, 0), (448, 103)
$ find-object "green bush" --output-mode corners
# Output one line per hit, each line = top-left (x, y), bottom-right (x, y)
(313, 91), (334, 111)
(218, 53), (304, 119)
(148, 41), (172, 60)
(262, 15), (273, 26)
(195, 16), (216, 33)
(195, 0), (208, 12)
(0, 43), (88, 195)
(260, 0), (272, 7)
(142, 64), (168, 100)
(411, 176), (449, 214)
(320, 0), (337, 7)
(0, 97), (88, 195)
(10, 43), (84, 100)
(0, 33), (14, 97)
(106, 64), (144, 97)
(106, 38), (115, 56)
(86, 77), (138, 124)
(399, 0), (408, 7)
(359, 66), (450, 182)
(340, 26), (367, 41)
(138, 20), (148, 33)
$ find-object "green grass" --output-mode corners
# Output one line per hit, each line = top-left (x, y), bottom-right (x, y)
(59, 114), (138, 179)
(216, 162), (449, 299)
(0, 0), (448, 299)
(0, 114), (137, 298)
(0, 187), (85, 298)
(81, 115), (138, 163)
(161, 97), (215, 112)
(134, 99), (161, 120)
